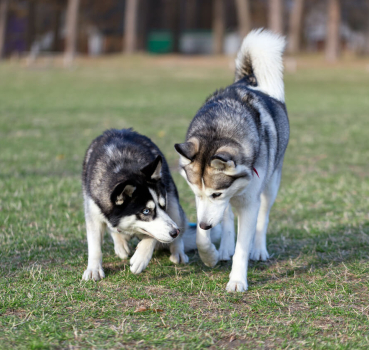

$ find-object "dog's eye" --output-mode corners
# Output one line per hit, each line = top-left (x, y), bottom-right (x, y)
(211, 192), (222, 198)
(142, 208), (150, 215)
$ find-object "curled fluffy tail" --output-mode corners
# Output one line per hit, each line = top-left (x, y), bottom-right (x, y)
(182, 224), (221, 252)
(235, 28), (286, 102)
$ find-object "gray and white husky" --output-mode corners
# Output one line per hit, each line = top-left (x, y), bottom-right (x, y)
(82, 129), (193, 280)
(174, 29), (290, 292)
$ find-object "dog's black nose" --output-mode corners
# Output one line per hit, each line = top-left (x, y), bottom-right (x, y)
(199, 222), (212, 230)
(170, 229), (180, 238)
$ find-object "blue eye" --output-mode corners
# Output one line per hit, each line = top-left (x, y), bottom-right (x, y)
(212, 193), (222, 198)
(142, 208), (150, 215)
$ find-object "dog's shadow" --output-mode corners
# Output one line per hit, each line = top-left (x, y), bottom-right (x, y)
(101, 222), (369, 283)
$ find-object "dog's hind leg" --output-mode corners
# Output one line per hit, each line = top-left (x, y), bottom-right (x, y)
(111, 232), (130, 259)
(250, 169), (282, 261)
(82, 198), (106, 281)
(130, 237), (157, 274)
(218, 205), (235, 261)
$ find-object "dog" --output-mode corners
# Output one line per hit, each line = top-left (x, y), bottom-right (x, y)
(174, 29), (290, 292)
(82, 128), (193, 280)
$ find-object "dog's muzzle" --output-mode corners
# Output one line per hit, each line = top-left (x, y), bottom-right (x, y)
(169, 228), (180, 238)
(199, 222), (212, 230)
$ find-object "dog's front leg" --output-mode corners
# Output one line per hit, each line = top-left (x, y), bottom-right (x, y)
(82, 214), (106, 281)
(169, 236), (189, 264)
(196, 226), (219, 267)
(195, 196), (219, 267)
(111, 231), (130, 259)
(226, 197), (260, 292)
(130, 237), (157, 274)
(218, 204), (235, 261)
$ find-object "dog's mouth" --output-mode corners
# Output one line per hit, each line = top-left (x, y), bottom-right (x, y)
(137, 228), (173, 243)
(137, 228), (153, 237)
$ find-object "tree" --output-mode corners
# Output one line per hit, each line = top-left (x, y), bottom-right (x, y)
(52, 2), (62, 52)
(124, 0), (139, 54)
(268, 0), (283, 34)
(26, 0), (36, 52)
(64, 0), (80, 66)
(213, 0), (225, 54)
(235, 0), (251, 38)
(325, 0), (341, 62)
(0, 0), (9, 59)
(287, 0), (304, 54)
(185, 0), (197, 30)
(166, 0), (181, 53)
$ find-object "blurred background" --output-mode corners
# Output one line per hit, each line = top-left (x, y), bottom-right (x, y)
(0, 0), (369, 63)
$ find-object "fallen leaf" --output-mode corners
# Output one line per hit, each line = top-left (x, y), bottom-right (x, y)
(152, 309), (164, 313)
(134, 306), (148, 313)
(229, 335), (236, 343)
(134, 306), (164, 313)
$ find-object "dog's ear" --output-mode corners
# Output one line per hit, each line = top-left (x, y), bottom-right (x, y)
(141, 155), (162, 181)
(174, 138), (199, 165)
(111, 183), (136, 206)
(210, 152), (233, 170)
(211, 153), (249, 177)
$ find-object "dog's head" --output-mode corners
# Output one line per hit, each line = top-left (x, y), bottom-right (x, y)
(108, 155), (179, 243)
(175, 137), (255, 229)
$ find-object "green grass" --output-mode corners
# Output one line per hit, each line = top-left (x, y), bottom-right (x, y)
(0, 55), (369, 349)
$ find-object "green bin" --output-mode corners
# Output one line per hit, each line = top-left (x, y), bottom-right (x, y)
(147, 31), (173, 54)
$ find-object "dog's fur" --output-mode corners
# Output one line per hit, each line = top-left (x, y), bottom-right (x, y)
(175, 29), (289, 292)
(82, 129), (191, 280)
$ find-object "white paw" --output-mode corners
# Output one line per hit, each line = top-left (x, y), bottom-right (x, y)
(198, 247), (219, 268)
(82, 266), (105, 281)
(218, 246), (232, 261)
(226, 280), (248, 292)
(130, 251), (151, 274)
(169, 251), (189, 264)
(250, 246), (269, 261)
(114, 240), (130, 259)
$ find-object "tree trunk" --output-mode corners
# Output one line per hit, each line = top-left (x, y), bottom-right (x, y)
(185, 0), (197, 30)
(27, 1), (36, 51)
(287, 0), (304, 54)
(64, 0), (80, 65)
(167, 0), (180, 53)
(0, 0), (9, 59)
(235, 0), (251, 38)
(325, 0), (341, 62)
(52, 3), (61, 52)
(124, 0), (139, 54)
(213, 0), (224, 54)
(268, 0), (283, 34)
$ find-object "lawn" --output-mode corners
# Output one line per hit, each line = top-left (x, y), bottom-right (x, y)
(0, 55), (369, 349)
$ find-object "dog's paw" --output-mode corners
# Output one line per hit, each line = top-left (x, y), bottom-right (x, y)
(198, 247), (219, 268)
(218, 240), (234, 261)
(130, 251), (151, 274)
(114, 240), (130, 260)
(250, 246), (269, 261)
(226, 279), (248, 292)
(169, 251), (189, 264)
(218, 246), (232, 261)
(82, 266), (105, 281)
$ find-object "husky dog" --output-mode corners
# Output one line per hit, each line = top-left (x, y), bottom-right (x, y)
(174, 29), (289, 292)
(82, 129), (190, 280)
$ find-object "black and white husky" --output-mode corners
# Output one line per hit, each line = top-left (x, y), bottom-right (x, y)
(175, 29), (290, 292)
(82, 129), (192, 280)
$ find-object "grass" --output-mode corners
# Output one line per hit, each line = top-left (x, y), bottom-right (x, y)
(0, 54), (369, 349)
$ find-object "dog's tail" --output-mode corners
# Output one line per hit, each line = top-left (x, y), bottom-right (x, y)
(182, 223), (221, 252)
(235, 28), (286, 102)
